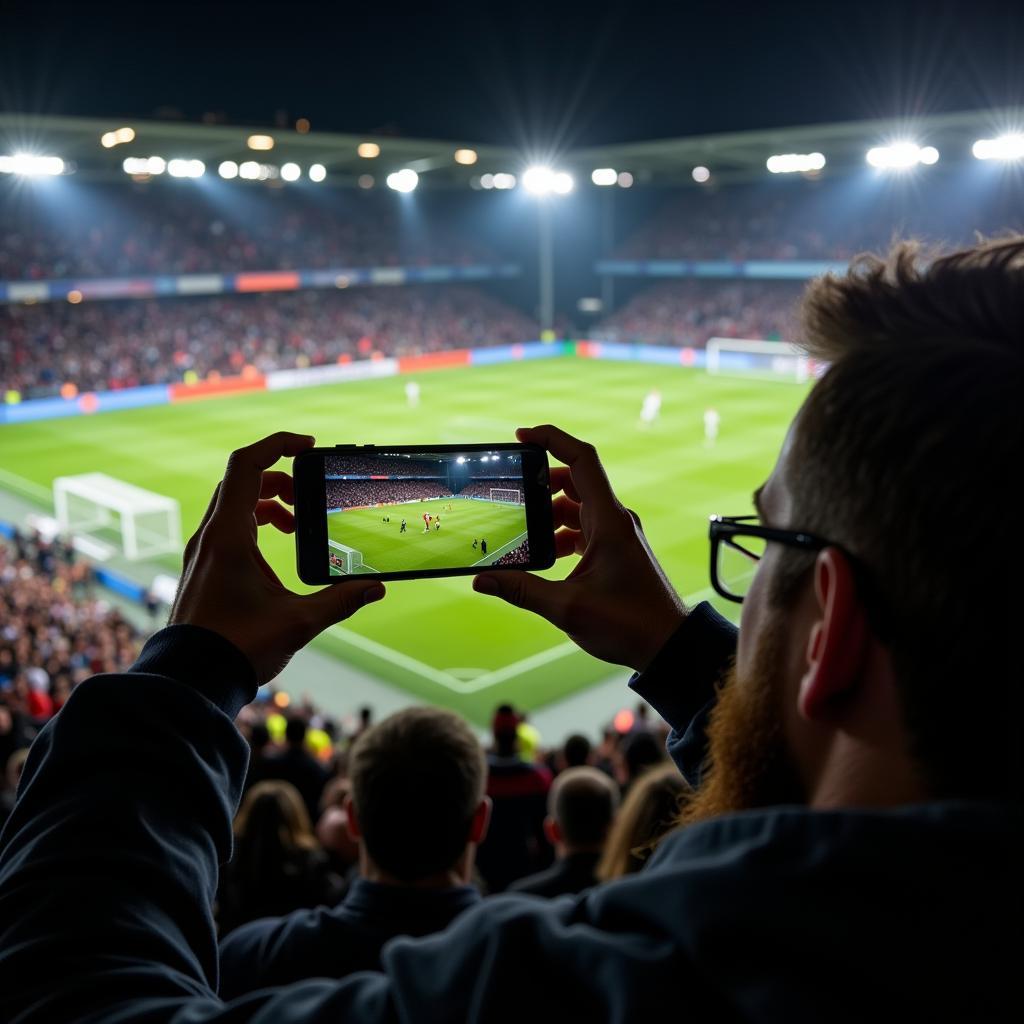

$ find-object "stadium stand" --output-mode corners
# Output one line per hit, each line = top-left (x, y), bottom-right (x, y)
(457, 479), (524, 500)
(324, 456), (444, 478)
(0, 286), (537, 397)
(325, 480), (454, 508)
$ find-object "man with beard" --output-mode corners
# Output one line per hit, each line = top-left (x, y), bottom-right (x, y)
(0, 240), (1020, 1021)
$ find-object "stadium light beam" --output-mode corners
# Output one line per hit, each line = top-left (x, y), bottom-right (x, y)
(865, 142), (938, 169)
(218, 160), (239, 179)
(0, 154), (66, 176)
(766, 152), (826, 174)
(308, 163), (327, 182)
(281, 162), (301, 182)
(167, 158), (205, 179)
(972, 134), (1024, 161)
(591, 167), (617, 186)
(385, 168), (419, 193)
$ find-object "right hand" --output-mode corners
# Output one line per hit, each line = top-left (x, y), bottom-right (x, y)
(473, 425), (687, 672)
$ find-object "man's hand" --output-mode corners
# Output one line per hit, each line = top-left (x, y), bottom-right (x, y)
(169, 432), (385, 684)
(473, 425), (686, 672)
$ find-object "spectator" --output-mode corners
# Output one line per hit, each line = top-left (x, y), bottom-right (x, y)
(616, 728), (665, 793)
(242, 722), (276, 793)
(218, 707), (487, 996)
(217, 780), (342, 936)
(596, 763), (692, 881)
(560, 733), (592, 770)
(508, 767), (619, 898)
(261, 717), (330, 824)
(475, 704), (552, 892)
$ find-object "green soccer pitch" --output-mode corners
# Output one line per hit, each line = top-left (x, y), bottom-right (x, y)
(328, 499), (526, 575)
(0, 357), (808, 724)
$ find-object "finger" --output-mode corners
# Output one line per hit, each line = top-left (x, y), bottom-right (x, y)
(299, 580), (386, 636)
(259, 471), (295, 505)
(215, 433), (315, 524)
(254, 499), (296, 534)
(473, 570), (568, 628)
(552, 494), (582, 532)
(182, 481), (221, 566)
(548, 466), (581, 504)
(516, 425), (617, 513)
(554, 528), (584, 559)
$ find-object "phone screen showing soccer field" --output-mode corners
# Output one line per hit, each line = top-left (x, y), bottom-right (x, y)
(323, 451), (531, 576)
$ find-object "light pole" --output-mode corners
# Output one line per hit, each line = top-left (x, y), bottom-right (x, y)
(522, 166), (574, 338)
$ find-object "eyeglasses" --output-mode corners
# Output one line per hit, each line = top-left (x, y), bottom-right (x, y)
(708, 514), (830, 603)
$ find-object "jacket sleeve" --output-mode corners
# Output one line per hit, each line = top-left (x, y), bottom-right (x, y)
(628, 602), (738, 788)
(0, 626), (712, 1024)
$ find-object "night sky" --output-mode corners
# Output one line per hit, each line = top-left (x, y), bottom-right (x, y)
(1, 0), (1022, 148)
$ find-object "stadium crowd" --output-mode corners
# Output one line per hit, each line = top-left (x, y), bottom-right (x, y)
(325, 480), (452, 509)
(0, 286), (538, 398)
(0, 185), (497, 281)
(324, 456), (445, 478)
(594, 280), (801, 347)
(490, 538), (530, 566)
(457, 479), (524, 501)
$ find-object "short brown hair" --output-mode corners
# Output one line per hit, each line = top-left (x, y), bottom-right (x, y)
(349, 707), (485, 881)
(549, 767), (619, 847)
(784, 238), (1024, 800)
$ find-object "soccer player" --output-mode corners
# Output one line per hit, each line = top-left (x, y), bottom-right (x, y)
(639, 388), (661, 427)
(400, 519), (407, 534)
(704, 407), (720, 447)
(422, 512), (431, 534)
(481, 539), (487, 555)
(472, 539), (478, 549)
(405, 380), (420, 408)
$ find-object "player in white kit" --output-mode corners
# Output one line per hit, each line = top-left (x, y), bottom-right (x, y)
(639, 389), (662, 426)
(704, 407), (720, 446)
(405, 380), (420, 408)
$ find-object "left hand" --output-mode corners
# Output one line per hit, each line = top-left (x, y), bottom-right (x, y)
(169, 432), (385, 684)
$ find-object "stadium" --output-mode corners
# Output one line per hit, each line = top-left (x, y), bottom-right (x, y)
(0, 5), (1021, 1017)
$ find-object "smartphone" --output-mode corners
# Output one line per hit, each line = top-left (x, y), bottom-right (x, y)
(294, 443), (555, 584)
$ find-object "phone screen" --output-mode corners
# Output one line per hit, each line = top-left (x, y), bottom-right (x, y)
(316, 447), (537, 578)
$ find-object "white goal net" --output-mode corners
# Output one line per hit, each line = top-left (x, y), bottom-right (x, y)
(328, 539), (364, 575)
(489, 488), (522, 504)
(706, 337), (817, 383)
(53, 473), (182, 561)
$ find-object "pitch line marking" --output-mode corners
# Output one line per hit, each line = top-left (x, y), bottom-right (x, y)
(0, 466), (52, 504)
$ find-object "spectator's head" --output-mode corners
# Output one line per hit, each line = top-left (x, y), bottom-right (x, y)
(561, 733), (592, 769)
(232, 780), (317, 883)
(491, 704), (520, 757)
(544, 767), (619, 855)
(687, 238), (1024, 826)
(249, 722), (271, 754)
(597, 763), (691, 880)
(346, 707), (489, 885)
(284, 717), (307, 747)
(618, 730), (665, 790)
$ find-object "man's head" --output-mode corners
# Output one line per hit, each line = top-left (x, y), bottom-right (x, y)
(687, 239), (1024, 823)
(346, 706), (489, 884)
(544, 767), (619, 855)
(491, 704), (520, 756)
(562, 733), (592, 769)
(284, 716), (307, 747)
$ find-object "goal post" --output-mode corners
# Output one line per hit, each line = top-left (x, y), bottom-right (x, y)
(328, 539), (364, 575)
(706, 337), (817, 383)
(489, 488), (522, 504)
(53, 473), (182, 561)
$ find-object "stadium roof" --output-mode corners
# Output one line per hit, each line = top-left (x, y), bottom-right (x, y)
(1, 108), (1022, 190)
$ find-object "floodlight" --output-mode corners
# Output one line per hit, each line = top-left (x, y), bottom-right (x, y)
(972, 134), (1024, 161)
(766, 152), (826, 174)
(492, 172), (516, 189)
(480, 173), (495, 189)
(358, 142), (381, 158)
(358, 174), (374, 189)
(386, 168), (419, 193)
(239, 161), (261, 180)
(454, 148), (478, 165)
(617, 171), (634, 188)
(296, 118), (311, 134)
(692, 165), (711, 183)
(865, 142), (937, 169)
(218, 160), (239, 179)
(456, 456), (466, 464)
(167, 158), (205, 178)
(0, 154), (65, 176)
(247, 134), (274, 151)
(281, 162), (301, 182)
(309, 163), (327, 182)
(146, 156), (166, 175)
(101, 132), (117, 148)
(591, 167), (617, 186)
(552, 171), (573, 194)
(523, 166), (554, 194)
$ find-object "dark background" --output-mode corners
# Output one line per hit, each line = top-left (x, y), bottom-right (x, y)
(2, 0), (1022, 148)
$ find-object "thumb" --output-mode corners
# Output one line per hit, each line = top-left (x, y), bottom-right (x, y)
(300, 581), (386, 636)
(473, 571), (566, 627)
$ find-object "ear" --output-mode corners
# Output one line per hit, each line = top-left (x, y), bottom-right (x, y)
(468, 797), (492, 845)
(543, 815), (562, 847)
(343, 794), (362, 841)
(798, 547), (870, 723)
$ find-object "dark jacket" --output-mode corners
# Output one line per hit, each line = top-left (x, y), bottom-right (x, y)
(0, 605), (1019, 1021)
(506, 851), (601, 898)
(219, 877), (480, 998)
